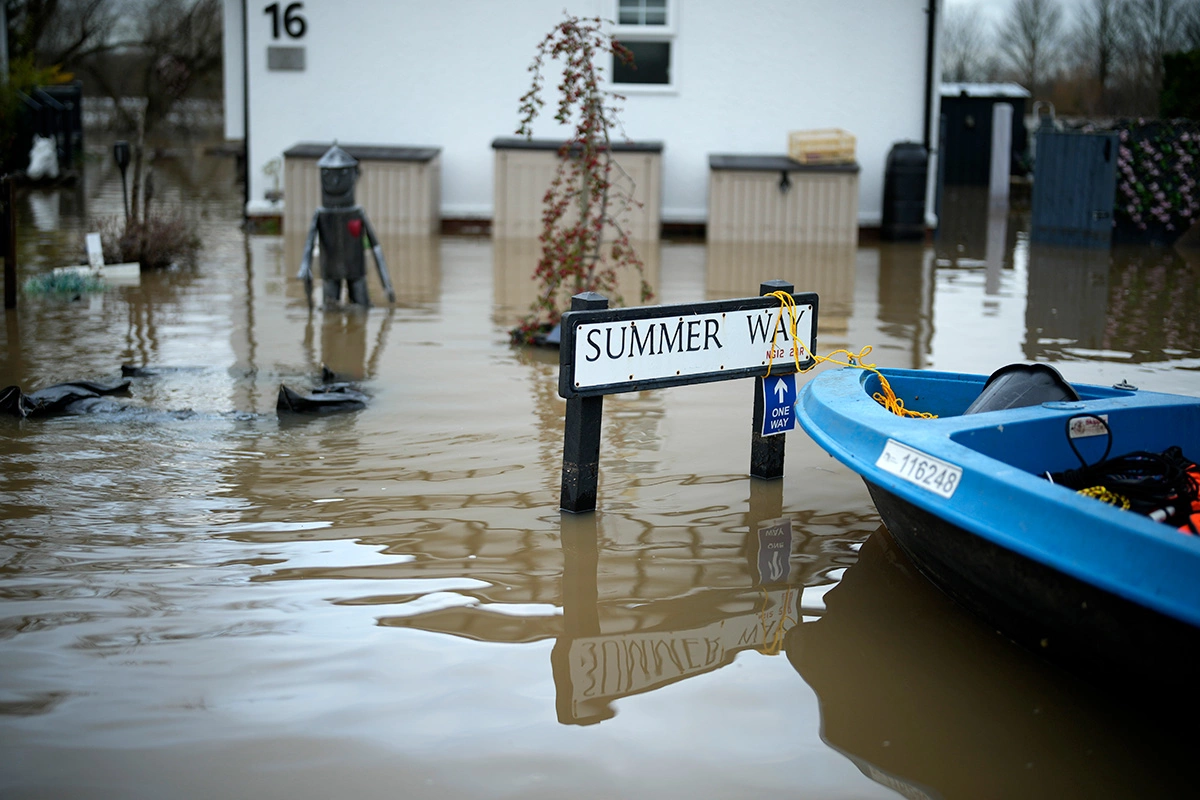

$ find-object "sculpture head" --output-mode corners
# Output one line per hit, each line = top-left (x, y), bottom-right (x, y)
(317, 144), (359, 208)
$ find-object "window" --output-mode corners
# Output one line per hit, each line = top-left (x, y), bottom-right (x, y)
(612, 0), (674, 89)
(613, 41), (670, 85)
(618, 0), (667, 26)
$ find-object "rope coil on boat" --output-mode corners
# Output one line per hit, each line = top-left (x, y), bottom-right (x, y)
(1076, 485), (1132, 510)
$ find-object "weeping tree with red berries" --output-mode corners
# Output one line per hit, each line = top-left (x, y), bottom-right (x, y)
(510, 12), (653, 344)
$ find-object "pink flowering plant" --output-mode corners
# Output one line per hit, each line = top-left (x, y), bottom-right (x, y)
(1112, 120), (1200, 246)
(510, 12), (653, 345)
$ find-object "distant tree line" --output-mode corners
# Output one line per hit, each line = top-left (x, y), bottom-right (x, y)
(3, 0), (222, 136)
(942, 0), (1200, 118)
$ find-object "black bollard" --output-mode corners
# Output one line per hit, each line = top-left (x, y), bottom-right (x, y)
(113, 141), (131, 222)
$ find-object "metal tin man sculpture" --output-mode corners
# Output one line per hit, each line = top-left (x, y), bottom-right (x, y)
(298, 144), (395, 308)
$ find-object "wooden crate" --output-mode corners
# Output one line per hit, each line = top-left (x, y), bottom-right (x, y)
(788, 129), (856, 165)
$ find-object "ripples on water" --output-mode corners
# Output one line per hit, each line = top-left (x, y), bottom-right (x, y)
(1, 147), (1197, 798)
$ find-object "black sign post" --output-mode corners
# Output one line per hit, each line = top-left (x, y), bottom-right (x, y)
(750, 280), (794, 479)
(557, 283), (818, 513)
(560, 292), (609, 513)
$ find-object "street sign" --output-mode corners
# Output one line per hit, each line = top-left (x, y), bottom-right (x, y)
(761, 373), (797, 437)
(559, 293), (818, 398)
(557, 284), (819, 513)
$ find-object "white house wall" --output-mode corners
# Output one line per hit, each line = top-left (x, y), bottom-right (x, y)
(226, 0), (939, 227)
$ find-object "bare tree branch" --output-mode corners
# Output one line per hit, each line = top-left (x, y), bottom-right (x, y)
(942, 4), (997, 82)
(1118, 0), (1190, 100)
(6, 0), (123, 66)
(1000, 0), (1065, 95)
(1069, 0), (1124, 112)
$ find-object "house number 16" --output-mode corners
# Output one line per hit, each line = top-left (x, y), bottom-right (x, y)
(265, 2), (307, 39)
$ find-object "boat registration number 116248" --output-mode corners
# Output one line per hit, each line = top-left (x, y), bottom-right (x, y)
(876, 440), (963, 499)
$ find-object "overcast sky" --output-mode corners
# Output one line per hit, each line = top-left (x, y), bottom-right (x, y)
(943, 0), (1087, 24)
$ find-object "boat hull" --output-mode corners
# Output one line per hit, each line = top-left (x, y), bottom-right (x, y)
(865, 479), (1200, 689)
(797, 366), (1200, 694)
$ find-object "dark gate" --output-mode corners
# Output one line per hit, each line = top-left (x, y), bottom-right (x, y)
(939, 94), (1028, 185)
(1031, 130), (1118, 248)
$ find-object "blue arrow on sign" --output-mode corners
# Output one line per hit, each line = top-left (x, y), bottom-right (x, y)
(761, 373), (797, 437)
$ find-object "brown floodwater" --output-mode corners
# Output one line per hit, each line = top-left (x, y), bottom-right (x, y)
(2, 143), (1199, 799)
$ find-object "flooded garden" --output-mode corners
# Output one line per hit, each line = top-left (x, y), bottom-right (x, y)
(2, 139), (1199, 798)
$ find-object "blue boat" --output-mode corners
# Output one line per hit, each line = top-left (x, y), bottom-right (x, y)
(797, 364), (1200, 689)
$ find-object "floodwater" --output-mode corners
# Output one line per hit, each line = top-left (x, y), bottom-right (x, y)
(2, 142), (1199, 800)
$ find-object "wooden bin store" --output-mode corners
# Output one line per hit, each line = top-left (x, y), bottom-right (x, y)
(491, 138), (663, 241)
(707, 155), (859, 247)
(283, 143), (442, 237)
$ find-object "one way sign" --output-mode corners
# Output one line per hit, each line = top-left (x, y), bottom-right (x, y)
(761, 374), (797, 437)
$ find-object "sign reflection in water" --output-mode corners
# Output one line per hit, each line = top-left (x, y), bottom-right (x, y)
(381, 481), (846, 727)
(553, 507), (815, 726)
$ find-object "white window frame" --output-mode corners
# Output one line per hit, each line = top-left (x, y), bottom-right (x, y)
(608, 0), (678, 94)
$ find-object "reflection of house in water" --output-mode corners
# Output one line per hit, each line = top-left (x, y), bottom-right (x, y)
(705, 241), (854, 337)
(935, 184), (1020, 305)
(874, 243), (933, 368)
(1102, 248), (1200, 361)
(934, 186), (1020, 269)
(491, 237), (662, 327)
(510, 342), (669, 494)
(1025, 246), (1200, 364)
(936, 186), (988, 264)
(121, 272), (205, 348)
(1023, 245), (1110, 361)
(786, 529), (1194, 799)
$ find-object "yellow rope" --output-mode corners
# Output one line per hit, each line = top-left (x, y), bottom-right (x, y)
(764, 290), (935, 419)
(1078, 485), (1131, 510)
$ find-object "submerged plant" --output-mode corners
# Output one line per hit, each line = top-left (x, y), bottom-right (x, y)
(96, 205), (201, 269)
(90, 114), (202, 269)
(23, 271), (106, 296)
(510, 12), (653, 344)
